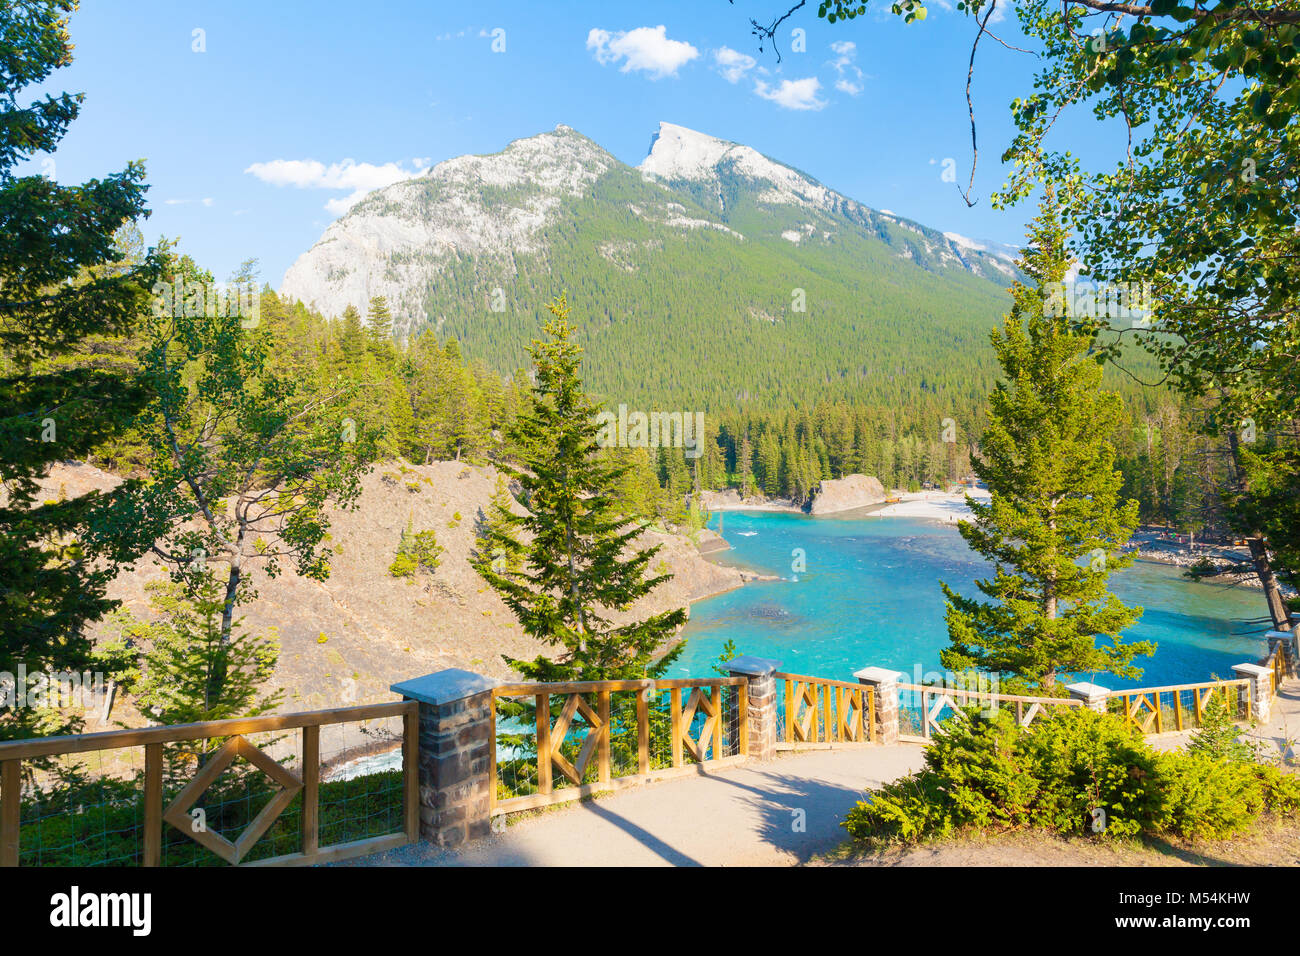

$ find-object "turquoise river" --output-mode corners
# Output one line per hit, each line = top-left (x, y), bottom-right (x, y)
(665, 511), (1270, 689)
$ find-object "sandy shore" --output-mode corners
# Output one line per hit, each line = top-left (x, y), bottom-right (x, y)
(871, 488), (991, 523)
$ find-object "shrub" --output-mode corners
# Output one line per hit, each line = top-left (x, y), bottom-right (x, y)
(844, 705), (1296, 848)
(1159, 751), (1262, 840)
(389, 520), (443, 578)
(1253, 763), (1300, 815)
(1017, 707), (1163, 838)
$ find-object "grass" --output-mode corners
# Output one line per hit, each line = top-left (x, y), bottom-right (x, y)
(18, 769), (404, 867)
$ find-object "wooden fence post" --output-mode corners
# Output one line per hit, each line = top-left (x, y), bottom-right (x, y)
(727, 656), (782, 762)
(1, 759), (19, 867)
(390, 669), (499, 849)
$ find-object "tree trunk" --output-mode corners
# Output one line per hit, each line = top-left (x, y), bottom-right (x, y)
(209, 554), (242, 708)
(1226, 428), (1291, 630)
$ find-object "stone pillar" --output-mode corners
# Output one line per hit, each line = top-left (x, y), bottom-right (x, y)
(727, 655), (782, 762)
(1232, 663), (1272, 723)
(1064, 681), (1111, 713)
(391, 669), (498, 849)
(1268, 630), (1296, 677)
(853, 667), (905, 744)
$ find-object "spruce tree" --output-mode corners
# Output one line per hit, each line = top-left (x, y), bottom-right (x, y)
(939, 201), (1151, 694)
(0, 1), (162, 741)
(110, 574), (282, 777)
(366, 295), (394, 358)
(473, 295), (686, 682)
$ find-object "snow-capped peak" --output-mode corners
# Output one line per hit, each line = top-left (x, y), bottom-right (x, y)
(639, 122), (740, 180)
(638, 121), (834, 211)
(943, 231), (1019, 262)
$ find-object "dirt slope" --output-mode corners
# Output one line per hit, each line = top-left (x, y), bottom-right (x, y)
(37, 460), (745, 718)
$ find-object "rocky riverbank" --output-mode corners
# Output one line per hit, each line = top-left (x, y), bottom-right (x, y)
(1129, 530), (1297, 597)
(699, 473), (894, 516)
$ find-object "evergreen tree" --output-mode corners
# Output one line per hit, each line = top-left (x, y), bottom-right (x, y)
(111, 573), (281, 777)
(939, 202), (1151, 694)
(337, 304), (365, 369)
(0, 0), (162, 742)
(473, 295), (686, 681)
(366, 295), (394, 354)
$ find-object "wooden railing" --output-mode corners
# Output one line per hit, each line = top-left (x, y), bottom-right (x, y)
(1110, 679), (1251, 734)
(491, 677), (747, 816)
(897, 684), (1080, 741)
(774, 673), (875, 749)
(1260, 642), (1290, 700)
(0, 701), (418, 867)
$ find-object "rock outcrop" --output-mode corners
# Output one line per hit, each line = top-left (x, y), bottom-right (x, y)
(807, 474), (887, 515)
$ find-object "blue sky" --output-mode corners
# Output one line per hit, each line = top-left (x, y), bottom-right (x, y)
(31, 0), (1112, 285)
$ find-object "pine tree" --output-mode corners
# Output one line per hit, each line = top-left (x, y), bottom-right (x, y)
(473, 473), (525, 575)
(366, 295), (394, 354)
(939, 201), (1151, 694)
(337, 304), (365, 370)
(0, 1), (162, 742)
(111, 573), (282, 777)
(738, 428), (754, 498)
(473, 295), (686, 682)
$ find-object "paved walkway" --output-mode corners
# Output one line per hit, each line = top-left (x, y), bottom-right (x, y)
(354, 745), (927, 867)
(352, 677), (1300, 867)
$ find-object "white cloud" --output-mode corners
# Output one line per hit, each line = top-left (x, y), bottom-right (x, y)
(244, 157), (428, 215)
(587, 25), (699, 79)
(164, 197), (214, 207)
(713, 46), (756, 83)
(754, 76), (826, 111)
(829, 40), (866, 96)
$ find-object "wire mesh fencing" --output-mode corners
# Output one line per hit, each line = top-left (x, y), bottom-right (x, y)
(491, 678), (746, 813)
(1, 703), (415, 867)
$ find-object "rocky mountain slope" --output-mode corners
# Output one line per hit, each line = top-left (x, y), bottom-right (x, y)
(279, 122), (1018, 409)
(40, 461), (745, 720)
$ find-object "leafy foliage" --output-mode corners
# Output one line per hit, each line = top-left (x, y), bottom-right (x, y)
(389, 517), (443, 578)
(0, 0), (163, 742)
(844, 706), (1295, 846)
(109, 574), (281, 779)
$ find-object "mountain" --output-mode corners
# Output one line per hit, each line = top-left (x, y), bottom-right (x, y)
(279, 122), (1019, 410)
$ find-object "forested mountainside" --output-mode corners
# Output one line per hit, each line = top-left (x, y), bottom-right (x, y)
(280, 122), (1025, 412)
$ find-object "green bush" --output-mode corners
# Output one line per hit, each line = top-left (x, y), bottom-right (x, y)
(1159, 751), (1262, 840)
(1254, 763), (1300, 815)
(1018, 707), (1163, 838)
(389, 522), (443, 578)
(844, 705), (1297, 847)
